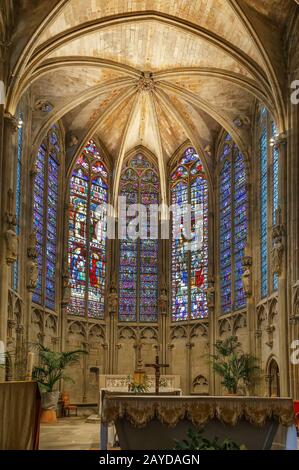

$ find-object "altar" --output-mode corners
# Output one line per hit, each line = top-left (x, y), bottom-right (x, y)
(101, 395), (297, 450)
(98, 374), (181, 449)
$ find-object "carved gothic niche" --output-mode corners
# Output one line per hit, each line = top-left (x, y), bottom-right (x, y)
(265, 300), (278, 349)
(118, 326), (137, 341)
(190, 323), (208, 339)
(68, 321), (86, 336)
(218, 318), (232, 337)
(257, 306), (268, 330)
(140, 327), (158, 341)
(88, 324), (105, 344)
(14, 298), (22, 325)
(8, 291), (13, 320)
(45, 314), (57, 337)
(31, 310), (44, 343)
(68, 321), (86, 348)
(170, 325), (188, 341)
(266, 356), (280, 398)
(192, 375), (209, 394)
(232, 313), (247, 335)
(268, 300), (278, 326)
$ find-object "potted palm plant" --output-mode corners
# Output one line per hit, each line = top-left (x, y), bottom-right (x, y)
(32, 344), (87, 423)
(210, 336), (260, 395)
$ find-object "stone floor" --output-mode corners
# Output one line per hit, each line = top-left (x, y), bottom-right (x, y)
(39, 417), (100, 450)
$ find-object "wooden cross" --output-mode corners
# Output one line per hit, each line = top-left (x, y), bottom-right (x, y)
(145, 355), (169, 394)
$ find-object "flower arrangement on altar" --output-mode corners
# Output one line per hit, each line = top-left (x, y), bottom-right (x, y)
(126, 374), (150, 393)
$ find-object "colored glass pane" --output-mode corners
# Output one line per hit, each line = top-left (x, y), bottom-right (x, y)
(219, 136), (247, 314)
(171, 147), (209, 321)
(118, 154), (159, 322)
(67, 140), (108, 319)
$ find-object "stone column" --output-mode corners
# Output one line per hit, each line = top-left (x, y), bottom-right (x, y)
(0, 114), (17, 380)
(25, 228), (39, 345)
(107, 273), (118, 374)
(242, 248), (254, 357)
(107, 219), (118, 374)
(82, 340), (89, 403)
(207, 277), (215, 395)
(158, 280), (169, 371)
(274, 136), (289, 396)
(186, 340), (194, 395)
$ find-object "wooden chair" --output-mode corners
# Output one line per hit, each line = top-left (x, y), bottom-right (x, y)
(61, 392), (78, 417)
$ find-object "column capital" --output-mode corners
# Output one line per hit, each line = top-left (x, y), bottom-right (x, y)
(270, 132), (287, 149)
(4, 112), (18, 133)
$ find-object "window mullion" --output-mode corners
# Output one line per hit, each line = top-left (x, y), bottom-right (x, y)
(42, 134), (50, 308)
(85, 160), (92, 319)
(231, 148), (235, 313)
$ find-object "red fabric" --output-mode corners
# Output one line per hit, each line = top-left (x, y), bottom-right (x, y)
(195, 268), (204, 288)
(89, 258), (98, 287)
(294, 400), (299, 415)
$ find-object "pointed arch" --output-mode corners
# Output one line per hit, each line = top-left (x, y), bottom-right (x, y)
(67, 140), (109, 319)
(170, 146), (209, 321)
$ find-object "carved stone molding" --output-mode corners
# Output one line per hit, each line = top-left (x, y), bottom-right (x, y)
(4, 112), (18, 132)
(61, 257), (71, 306)
(5, 189), (18, 265)
(289, 315), (299, 325)
(7, 319), (16, 330)
(137, 72), (155, 92)
(206, 276), (215, 309)
(26, 231), (38, 292)
(271, 207), (284, 276)
(108, 281), (118, 316)
(242, 248), (252, 297)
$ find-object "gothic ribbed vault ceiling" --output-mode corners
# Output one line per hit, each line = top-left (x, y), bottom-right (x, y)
(8, 0), (295, 196)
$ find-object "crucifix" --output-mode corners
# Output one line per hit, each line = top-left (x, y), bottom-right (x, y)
(145, 355), (169, 394)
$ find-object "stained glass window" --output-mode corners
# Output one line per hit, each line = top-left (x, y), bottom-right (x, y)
(260, 123), (268, 298)
(219, 138), (247, 314)
(12, 112), (23, 291)
(171, 147), (208, 321)
(32, 125), (61, 309)
(67, 140), (108, 319)
(272, 121), (279, 291)
(118, 154), (159, 322)
(258, 107), (280, 297)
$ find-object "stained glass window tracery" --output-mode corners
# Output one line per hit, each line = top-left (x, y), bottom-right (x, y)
(258, 107), (280, 297)
(118, 154), (159, 322)
(12, 112), (23, 291)
(32, 125), (61, 309)
(67, 140), (108, 319)
(219, 136), (248, 314)
(171, 147), (208, 321)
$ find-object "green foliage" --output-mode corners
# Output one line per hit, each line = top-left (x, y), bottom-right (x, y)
(32, 344), (87, 392)
(174, 429), (246, 450)
(210, 336), (260, 394)
(126, 375), (149, 393)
